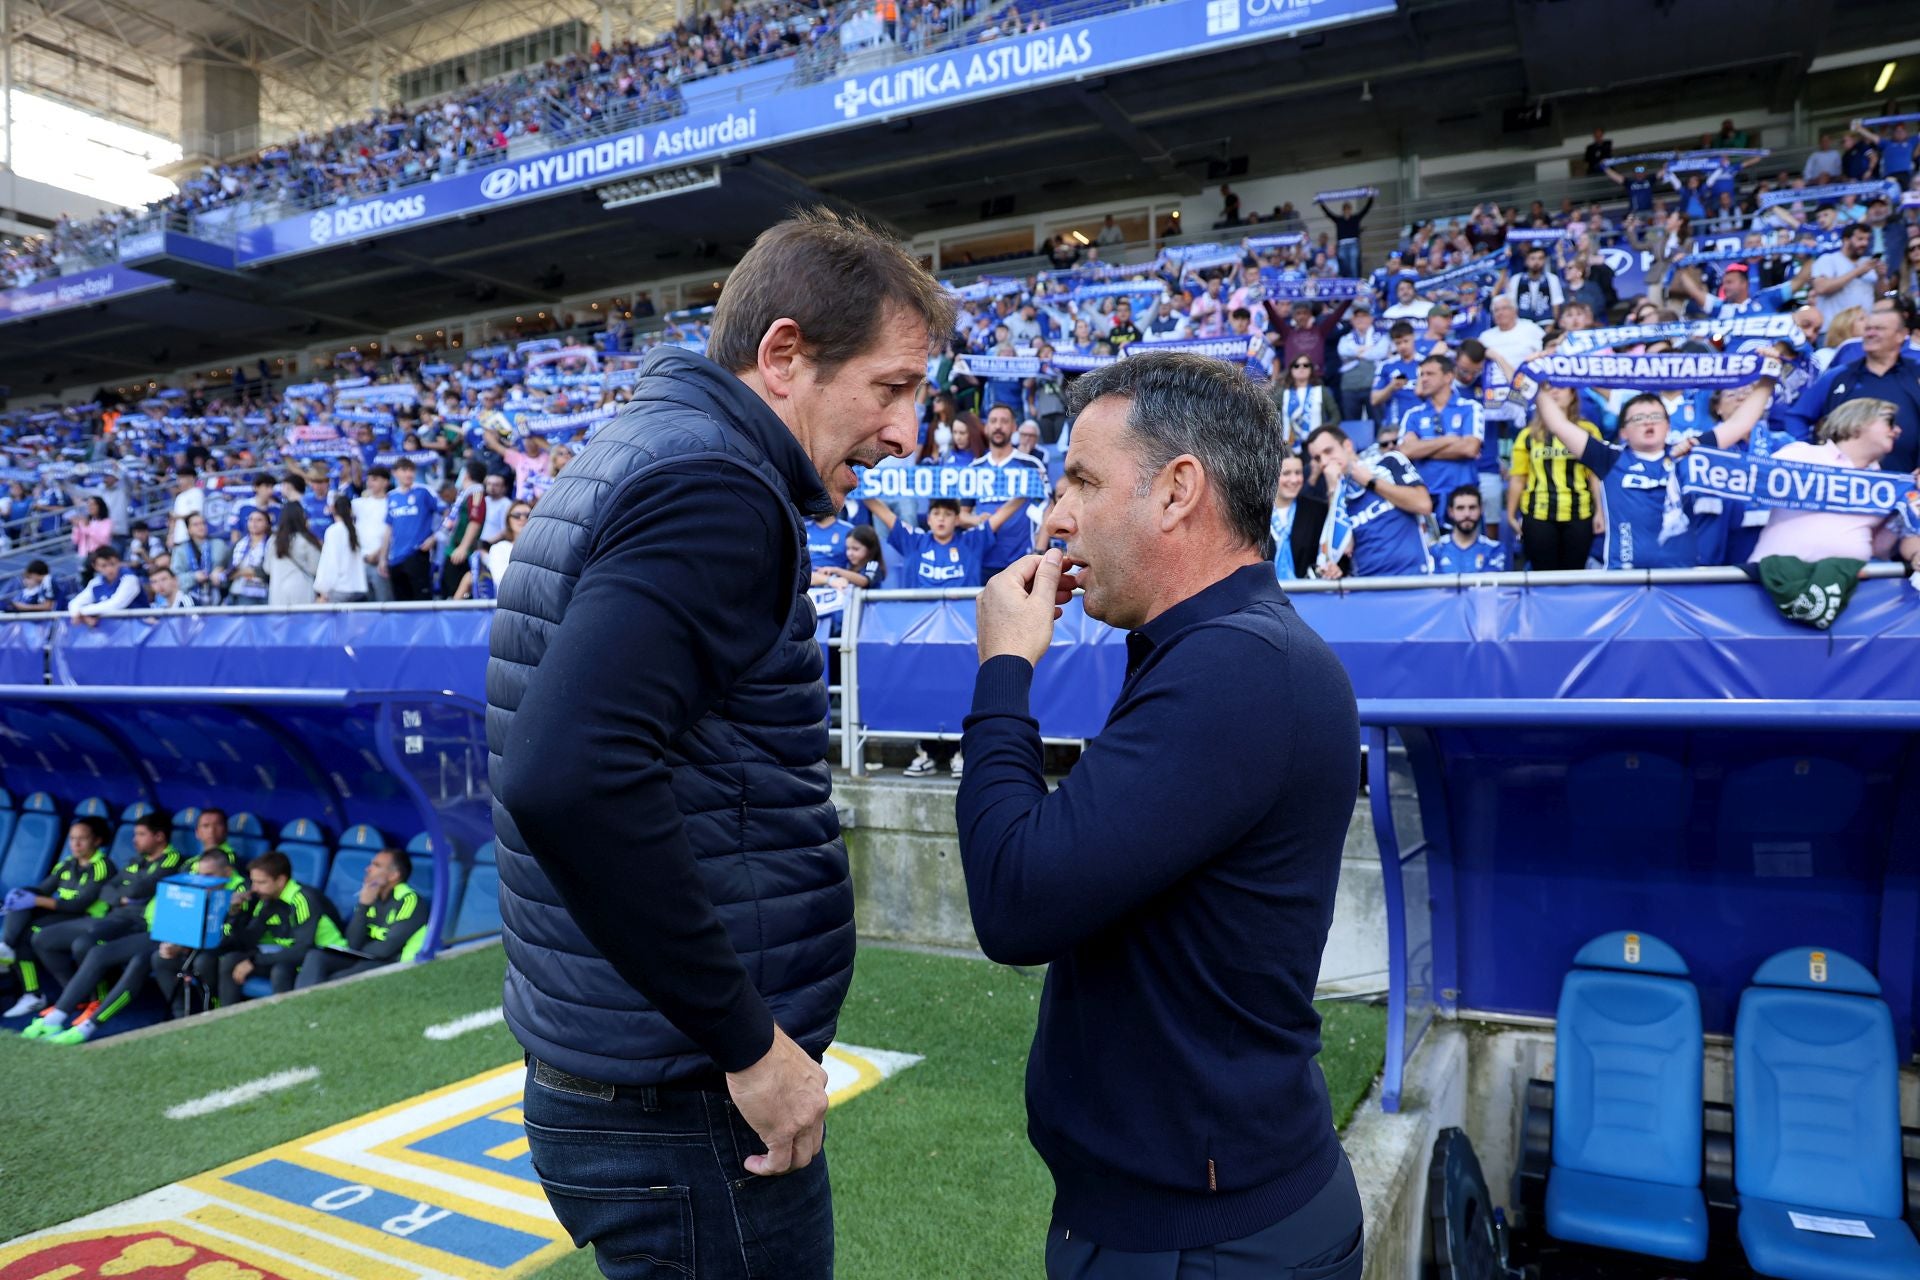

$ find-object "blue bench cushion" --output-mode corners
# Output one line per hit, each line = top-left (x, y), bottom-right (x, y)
(325, 850), (376, 918)
(1738, 1198), (1920, 1280)
(452, 863), (501, 939)
(1547, 1168), (1708, 1263)
(280, 843), (331, 890)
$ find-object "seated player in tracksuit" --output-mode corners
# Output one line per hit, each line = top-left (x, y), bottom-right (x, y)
(26, 848), (239, 1044)
(1, 816), (115, 1019)
(16, 813), (182, 1037)
(296, 847), (427, 988)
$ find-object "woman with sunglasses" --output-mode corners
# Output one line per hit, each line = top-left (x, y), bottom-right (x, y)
(1271, 355), (1340, 453)
(455, 501), (531, 600)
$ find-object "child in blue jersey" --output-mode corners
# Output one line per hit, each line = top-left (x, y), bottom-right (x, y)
(1533, 366), (1780, 569)
(1430, 487), (1509, 573)
(6, 559), (58, 612)
(863, 495), (1026, 779)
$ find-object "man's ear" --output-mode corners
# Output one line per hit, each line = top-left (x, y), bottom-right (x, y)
(757, 319), (807, 400)
(1158, 455), (1207, 533)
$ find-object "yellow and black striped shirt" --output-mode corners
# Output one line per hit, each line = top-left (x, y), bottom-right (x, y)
(1511, 419), (1601, 523)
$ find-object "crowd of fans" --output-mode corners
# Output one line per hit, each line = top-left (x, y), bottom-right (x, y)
(2, 806), (427, 1040)
(6, 116), (1920, 628)
(0, 0), (1057, 287)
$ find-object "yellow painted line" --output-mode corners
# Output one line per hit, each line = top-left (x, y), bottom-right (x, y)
(488, 1107), (523, 1125)
(196, 1062), (525, 1184)
(483, 1136), (531, 1162)
(823, 1045), (885, 1107)
(26, 1266), (82, 1280)
(362, 1093), (549, 1202)
(185, 1206), (414, 1280)
(195, 1148), (561, 1240)
(190, 1181), (572, 1278)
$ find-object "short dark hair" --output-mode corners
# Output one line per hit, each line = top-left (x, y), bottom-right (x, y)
(1389, 321), (1415, 339)
(1420, 353), (1455, 376)
(368, 465), (392, 483)
(25, 559), (48, 575)
(282, 472), (307, 494)
(1230, 307), (1251, 322)
(1455, 338), (1487, 364)
(381, 847), (413, 882)
(200, 806), (228, 826)
(1065, 351), (1283, 550)
(1618, 392), (1670, 424)
(252, 472), (273, 488)
(707, 208), (956, 380)
(1447, 485), (1481, 510)
(927, 498), (962, 514)
(1305, 424), (1350, 452)
(136, 812), (172, 838)
(251, 850), (292, 881)
(73, 815), (111, 846)
(392, 457), (417, 471)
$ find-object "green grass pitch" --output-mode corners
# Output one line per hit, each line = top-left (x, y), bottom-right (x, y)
(0, 944), (1386, 1277)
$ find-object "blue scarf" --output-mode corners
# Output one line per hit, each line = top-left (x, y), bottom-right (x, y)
(954, 354), (1041, 378)
(1679, 446), (1920, 533)
(1261, 277), (1367, 301)
(1413, 256), (1504, 297)
(1317, 476), (1356, 570)
(1314, 186), (1375, 203)
(1243, 233), (1306, 253)
(1558, 314), (1800, 355)
(1523, 351), (1782, 392)
(1758, 180), (1897, 209)
(1122, 335), (1259, 366)
(1050, 353), (1118, 373)
(1862, 113), (1920, 127)
(1071, 281), (1167, 302)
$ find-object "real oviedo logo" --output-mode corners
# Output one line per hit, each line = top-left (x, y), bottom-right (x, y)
(306, 194), (428, 246)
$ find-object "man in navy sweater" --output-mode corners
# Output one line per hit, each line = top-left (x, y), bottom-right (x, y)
(958, 352), (1363, 1277)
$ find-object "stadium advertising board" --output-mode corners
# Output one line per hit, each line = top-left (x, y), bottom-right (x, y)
(0, 265), (167, 322)
(234, 0), (1395, 263)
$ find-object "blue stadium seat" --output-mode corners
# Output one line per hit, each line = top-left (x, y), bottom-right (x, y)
(172, 806), (202, 846)
(452, 862), (501, 939)
(337, 823), (385, 852)
(1735, 947), (1920, 1280)
(277, 818), (332, 889)
(0, 790), (17, 880)
(110, 801), (156, 863)
(228, 811), (269, 862)
(280, 843), (330, 889)
(0, 793), (63, 895)
(74, 796), (111, 820)
(1544, 930), (1708, 1263)
(474, 840), (496, 865)
(325, 849), (376, 918)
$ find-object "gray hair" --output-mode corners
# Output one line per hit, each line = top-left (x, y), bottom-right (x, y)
(1065, 351), (1284, 549)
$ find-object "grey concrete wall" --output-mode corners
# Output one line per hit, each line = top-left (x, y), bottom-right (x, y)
(837, 773), (1388, 996)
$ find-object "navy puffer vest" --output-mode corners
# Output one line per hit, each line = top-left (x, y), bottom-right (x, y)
(486, 347), (853, 1085)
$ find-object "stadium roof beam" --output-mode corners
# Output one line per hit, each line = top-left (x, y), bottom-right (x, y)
(1075, 82), (1183, 184)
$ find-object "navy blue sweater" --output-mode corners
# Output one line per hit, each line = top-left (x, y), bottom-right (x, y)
(957, 563), (1359, 1251)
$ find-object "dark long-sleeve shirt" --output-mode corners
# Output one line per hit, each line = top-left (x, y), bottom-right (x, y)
(496, 460), (796, 1073)
(98, 846), (185, 924)
(346, 881), (427, 962)
(1318, 197), (1373, 240)
(34, 853), (114, 918)
(956, 564), (1360, 1252)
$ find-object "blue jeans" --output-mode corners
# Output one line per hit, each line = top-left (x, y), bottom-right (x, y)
(522, 1059), (834, 1280)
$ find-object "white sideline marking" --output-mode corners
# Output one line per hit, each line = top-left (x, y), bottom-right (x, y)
(165, 1066), (321, 1119)
(423, 1005), (506, 1040)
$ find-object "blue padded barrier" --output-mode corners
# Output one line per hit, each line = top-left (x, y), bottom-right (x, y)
(1545, 931), (1709, 1263)
(51, 609), (495, 703)
(0, 792), (61, 893)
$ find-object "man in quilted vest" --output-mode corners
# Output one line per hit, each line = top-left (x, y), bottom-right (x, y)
(490, 208), (955, 1279)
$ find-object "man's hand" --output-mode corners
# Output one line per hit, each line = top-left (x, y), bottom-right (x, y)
(158, 943), (183, 959)
(725, 1025), (828, 1177)
(976, 549), (1071, 666)
(232, 958), (254, 984)
(358, 878), (381, 907)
